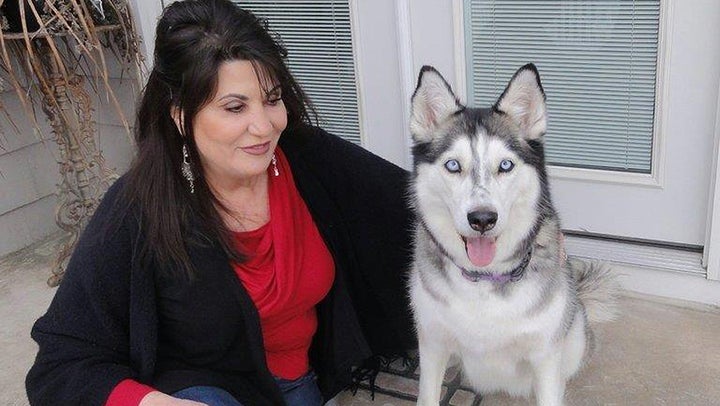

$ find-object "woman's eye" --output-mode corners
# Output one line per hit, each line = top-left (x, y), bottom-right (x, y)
(499, 159), (515, 173)
(266, 89), (282, 106)
(444, 159), (461, 173)
(227, 104), (246, 113)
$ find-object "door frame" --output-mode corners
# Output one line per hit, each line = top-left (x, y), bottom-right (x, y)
(706, 82), (720, 281)
(129, 0), (165, 65)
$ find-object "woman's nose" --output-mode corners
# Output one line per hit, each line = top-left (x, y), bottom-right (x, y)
(248, 108), (273, 136)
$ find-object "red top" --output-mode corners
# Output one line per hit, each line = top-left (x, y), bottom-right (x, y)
(106, 148), (335, 405)
(106, 380), (154, 406)
(233, 148), (335, 379)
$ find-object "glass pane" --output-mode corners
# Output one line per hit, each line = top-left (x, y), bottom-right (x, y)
(465, 0), (660, 173)
(236, 1), (361, 144)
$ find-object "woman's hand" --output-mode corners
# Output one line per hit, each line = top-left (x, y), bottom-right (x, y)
(139, 391), (209, 406)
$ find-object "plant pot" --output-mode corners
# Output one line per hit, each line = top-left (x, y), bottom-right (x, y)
(1, 1), (45, 33)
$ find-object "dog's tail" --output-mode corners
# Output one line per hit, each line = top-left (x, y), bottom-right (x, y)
(569, 258), (621, 324)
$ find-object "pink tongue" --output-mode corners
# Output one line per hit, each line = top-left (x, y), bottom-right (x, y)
(466, 236), (496, 267)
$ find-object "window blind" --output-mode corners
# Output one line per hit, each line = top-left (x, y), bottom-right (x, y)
(464, 1), (660, 173)
(236, 1), (361, 145)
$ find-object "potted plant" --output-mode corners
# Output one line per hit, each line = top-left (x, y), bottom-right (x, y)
(0, 0), (144, 285)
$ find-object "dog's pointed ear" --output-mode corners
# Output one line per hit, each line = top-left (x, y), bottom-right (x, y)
(410, 66), (461, 143)
(494, 64), (547, 140)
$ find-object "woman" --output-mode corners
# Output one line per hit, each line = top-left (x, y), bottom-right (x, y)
(25, 0), (415, 404)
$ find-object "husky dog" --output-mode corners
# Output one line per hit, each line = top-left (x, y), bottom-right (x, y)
(408, 64), (618, 406)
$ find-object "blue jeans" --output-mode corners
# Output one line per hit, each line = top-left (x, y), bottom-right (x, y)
(173, 370), (323, 406)
(172, 386), (242, 405)
(274, 370), (324, 406)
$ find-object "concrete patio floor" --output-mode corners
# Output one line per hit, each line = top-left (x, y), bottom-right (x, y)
(2, 233), (720, 405)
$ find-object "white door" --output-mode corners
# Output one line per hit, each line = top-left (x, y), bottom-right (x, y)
(405, 0), (720, 249)
(397, 0), (720, 303)
(549, 0), (720, 248)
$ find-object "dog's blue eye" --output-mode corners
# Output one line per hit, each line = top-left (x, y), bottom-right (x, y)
(499, 159), (514, 173)
(444, 159), (461, 173)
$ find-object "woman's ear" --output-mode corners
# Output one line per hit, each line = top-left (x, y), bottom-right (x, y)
(171, 106), (185, 136)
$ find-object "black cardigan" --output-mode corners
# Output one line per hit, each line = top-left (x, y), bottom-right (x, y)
(26, 125), (417, 405)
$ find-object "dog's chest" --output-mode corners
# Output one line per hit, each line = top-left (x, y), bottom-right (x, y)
(413, 273), (567, 353)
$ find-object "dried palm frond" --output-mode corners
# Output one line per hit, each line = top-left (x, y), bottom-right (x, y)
(0, 0), (145, 285)
(0, 0), (144, 141)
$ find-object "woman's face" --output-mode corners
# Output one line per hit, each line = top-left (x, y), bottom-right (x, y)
(189, 59), (287, 187)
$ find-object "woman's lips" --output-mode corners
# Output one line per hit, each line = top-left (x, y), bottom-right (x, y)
(240, 141), (270, 155)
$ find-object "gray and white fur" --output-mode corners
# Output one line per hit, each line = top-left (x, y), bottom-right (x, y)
(408, 64), (619, 406)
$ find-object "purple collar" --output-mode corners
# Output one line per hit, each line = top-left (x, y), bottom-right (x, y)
(460, 250), (532, 284)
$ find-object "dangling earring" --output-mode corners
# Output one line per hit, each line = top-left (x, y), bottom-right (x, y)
(271, 154), (279, 177)
(181, 144), (195, 194)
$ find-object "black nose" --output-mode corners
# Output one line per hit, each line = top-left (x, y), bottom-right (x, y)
(467, 210), (497, 233)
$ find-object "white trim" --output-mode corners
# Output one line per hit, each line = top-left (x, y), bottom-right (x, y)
(648, 0), (674, 187)
(348, 0), (367, 149)
(129, 0), (164, 72)
(548, 166), (663, 188)
(566, 234), (720, 306)
(457, 0), (672, 186)
(395, 0), (414, 169)
(611, 262), (720, 307)
(451, 0), (467, 103)
(547, 0), (672, 188)
(565, 235), (704, 278)
(705, 76), (720, 281)
(567, 237), (720, 307)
